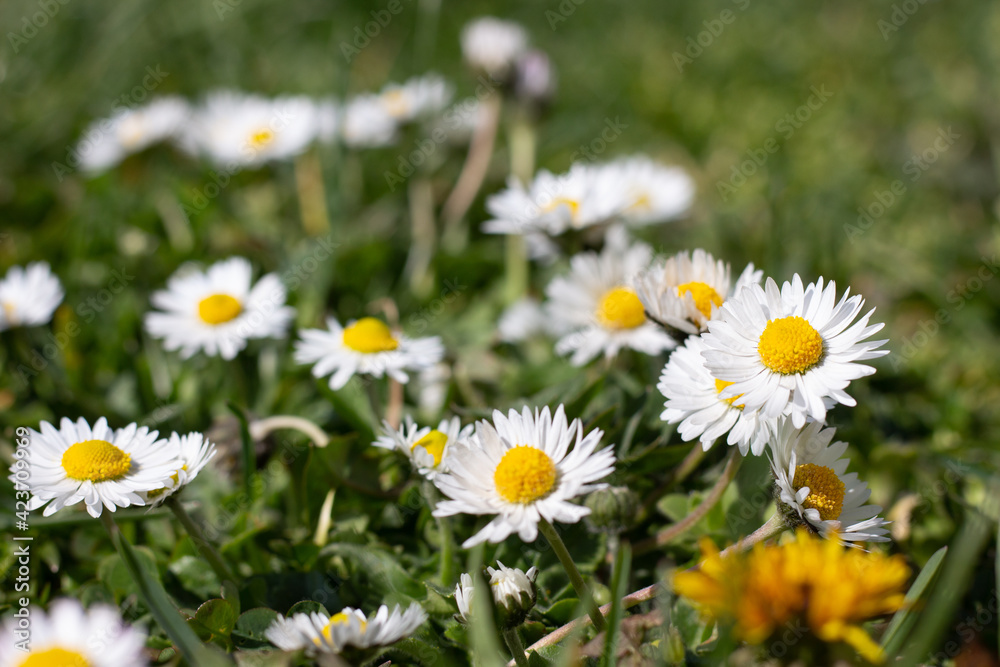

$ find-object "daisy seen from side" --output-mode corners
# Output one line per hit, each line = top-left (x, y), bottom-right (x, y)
(140, 431), (217, 506)
(374, 415), (473, 479)
(265, 603), (427, 655)
(0, 262), (64, 332)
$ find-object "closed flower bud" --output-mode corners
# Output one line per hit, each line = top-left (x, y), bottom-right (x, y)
(584, 485), (639, 534)
(454, 561), (538, 628)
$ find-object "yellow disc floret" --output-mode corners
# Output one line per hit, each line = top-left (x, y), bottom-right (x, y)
(318, 611), (368, 646)
(198, 294), (243, 325)
(20, 648), (91, 667)
(757, 316), (824, 374)
(494, 446), (557, 504)
(714, 379), (745, 409)
(412, 429), (448, 468)
(676, 281), (723, 320)
(541, 196), (581, 222)
(596, 287), (646, 330)
(61, 440), (132, 483)
(792, 463), (845, 521)
(342, 317), (399, 353)
(248, 128), (275, 149)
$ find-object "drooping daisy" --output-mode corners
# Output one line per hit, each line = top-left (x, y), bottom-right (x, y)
(460, 17), (529, 78)
(144, 257), (294, 360)
(701, 275), (889, 427)
(140, 431), (217, 506)
(657, 336), (771, 456)
(634, 249), (762, 335)
(265, 604), (427, 655)
(376, 74), (453, 123)
(374, 416), (473, 479)
(769, 418), (890, 544)
(432, 405), (616, 547)
(455, 562), (538, 625)
(0, 262), (64, 332)
(341, 95), (398, 148)
(596, 156), (695, 226)
(77, 97), (190, 173)
(294, 317), (444, 390)
(545, 228), (675, 365)
(10, 417), (182, 518)
(0, 598), (148, 667)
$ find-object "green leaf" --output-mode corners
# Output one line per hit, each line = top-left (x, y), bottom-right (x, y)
(232, 608), (282, 648)
(169, 554), (221, 599)
(98, 545), (161, 598)
(880, 545), (947, 655)
(322, 542), (424, 599)
(542, 598), (581, 626)
(222, 580), (241, 616)
(601, 543), (632, 667)
(193, 599), (239, 638)
(287, 600), (330, 617)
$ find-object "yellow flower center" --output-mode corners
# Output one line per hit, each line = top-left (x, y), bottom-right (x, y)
(318, 612), (367, 645)
(757, 316), (824, 374)
(2, 301), (16, 323)
(714, 379), (745, 409)
(197, 294), (243, 325)
(792, 463), (845, 521)
(493, 446), (557, 504)
(412, 429), (448, 467)
(596, 287), (646, 330)
(248, 128), (275, 149)
(61, 440), (132, 483)
(541, 196), (580, 221)
(146, 466), (185, 499)
(342, 317), (399, 353)
(676, 281), (724, 320)
(382, 90), (410, 117)
(20, 648), (91, 667)
(629, 192), (652, 211)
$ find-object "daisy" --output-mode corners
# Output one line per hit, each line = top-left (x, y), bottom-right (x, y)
(455, 561), (538, 624)
(460, 17), (529, 78)
(377, 74), (453, 123)
(374, 415), (473, 479)
(144, 257), (294, 360)
(0, 598), (148, 667)
(597, 156), (695, 226)
(10, 417), (182, 518)
(140, 431), (217, 506)
(769, 418), (890, 544)
(341, 95), (398, 148)
(432, 404), (616, 547)
(634, 249), (762, 336)
(265, 603), (426, 655)
(701, 275), (889, 427)
(77, 97), (190, 172)
(545, 228), (675, 365)
(294, 316), (444, 390)
(657, 335), (771, 456)
(0, 262), (64, 331)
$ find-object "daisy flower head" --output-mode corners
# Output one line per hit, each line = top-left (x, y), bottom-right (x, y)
(634, 249), (762, 336)
(341, 95), (399, 148)
(77, 96), (190, 173)
(597, 156), (695, 226)
(545, 228), (675, 365)
(0, 598), (148, 667)
(265, 603), (427, 655)
(455, 562), (538, 626)
(701, 275), (889, 427)
(0, 262), (64, 332)
(294, 316), (444, 390)
(11, 417), (182, 518)
(140, 431), (217, 506)
(657, 335), (771, 456)
(374, 415), (473, 479)
(145, 257), (294, 360)
(461, 17), (529, 79)
(432, 404), (616, 547)
(769, 418), (889, 544)
(377, 73), (454, 123)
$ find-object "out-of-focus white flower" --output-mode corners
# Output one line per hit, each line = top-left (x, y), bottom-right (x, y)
(377, 73), (454, 123)
(0, 262), (63, 331)
(341, 95), (399, 148)
(265, 604), (427, 655)
(461, 17), (529, 78)
(77, 97), (190, 172)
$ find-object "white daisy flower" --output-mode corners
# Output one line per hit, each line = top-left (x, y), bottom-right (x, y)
(657, 335), (771, 456)
(144, 257), (294, 360)
(0, 262), (64, 331)
(432, 405), (616, 547)
(461, 17), (529, 78)
(265, 603), (426, 655)
(497, 296), (551, 343)
(377, 73), (453, 123)
(294, 316), (444, 390)
(702, 275), (889, 428)
(140, 431), (217, 506)
(634, 249), (763, 335)
(77, 97), (190, 173)
(0, 598), (148, 667)
(545, 228), (675, 365)
(10, 417), (182, 518)
(341, 95), (399, 148)
(374, 415), (473, 479)
(455, 561), (538, 624)
(769, 418), (890, 544)
(599, 156), (695, 226)
(182, 91), (319, 167)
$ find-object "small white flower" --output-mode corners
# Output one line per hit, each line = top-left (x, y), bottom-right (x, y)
(145, 257), (294, 360)
(545, 228), (675, 365)
(597, 156), (694, 226)
(461, 17), (529, 77)
(294, 316), (444, 390)
(0, 598), (148, 667)
(374, 416), (473, 479)
(140, 432), (217, 506)
(701, 275), (889, 427)
(10, 417), (183, 518)
(0, 262), (64, 331)
(454, 562), (538, 624)
(769, 418), (890, 544)
(78, 97), (190, 173)
(341, 95), (399, 148)
(377, 73), (454, 123)
(657, 335), (771, 456)
(265, 604), (427, 655)
(432, 405), (616, 547)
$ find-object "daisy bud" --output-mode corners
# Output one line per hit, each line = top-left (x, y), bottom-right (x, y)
(514, 50), (557, 112)
(454, 562), (538, 628)
(584, 485), (639, 534)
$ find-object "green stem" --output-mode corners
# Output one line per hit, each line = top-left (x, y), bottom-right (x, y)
(717, 512), (788, 558)
(166, 496), (238, 584)
(503, 627), (531, 667)
(438, 514), (456, 586)
(538, 518), (606, 631)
